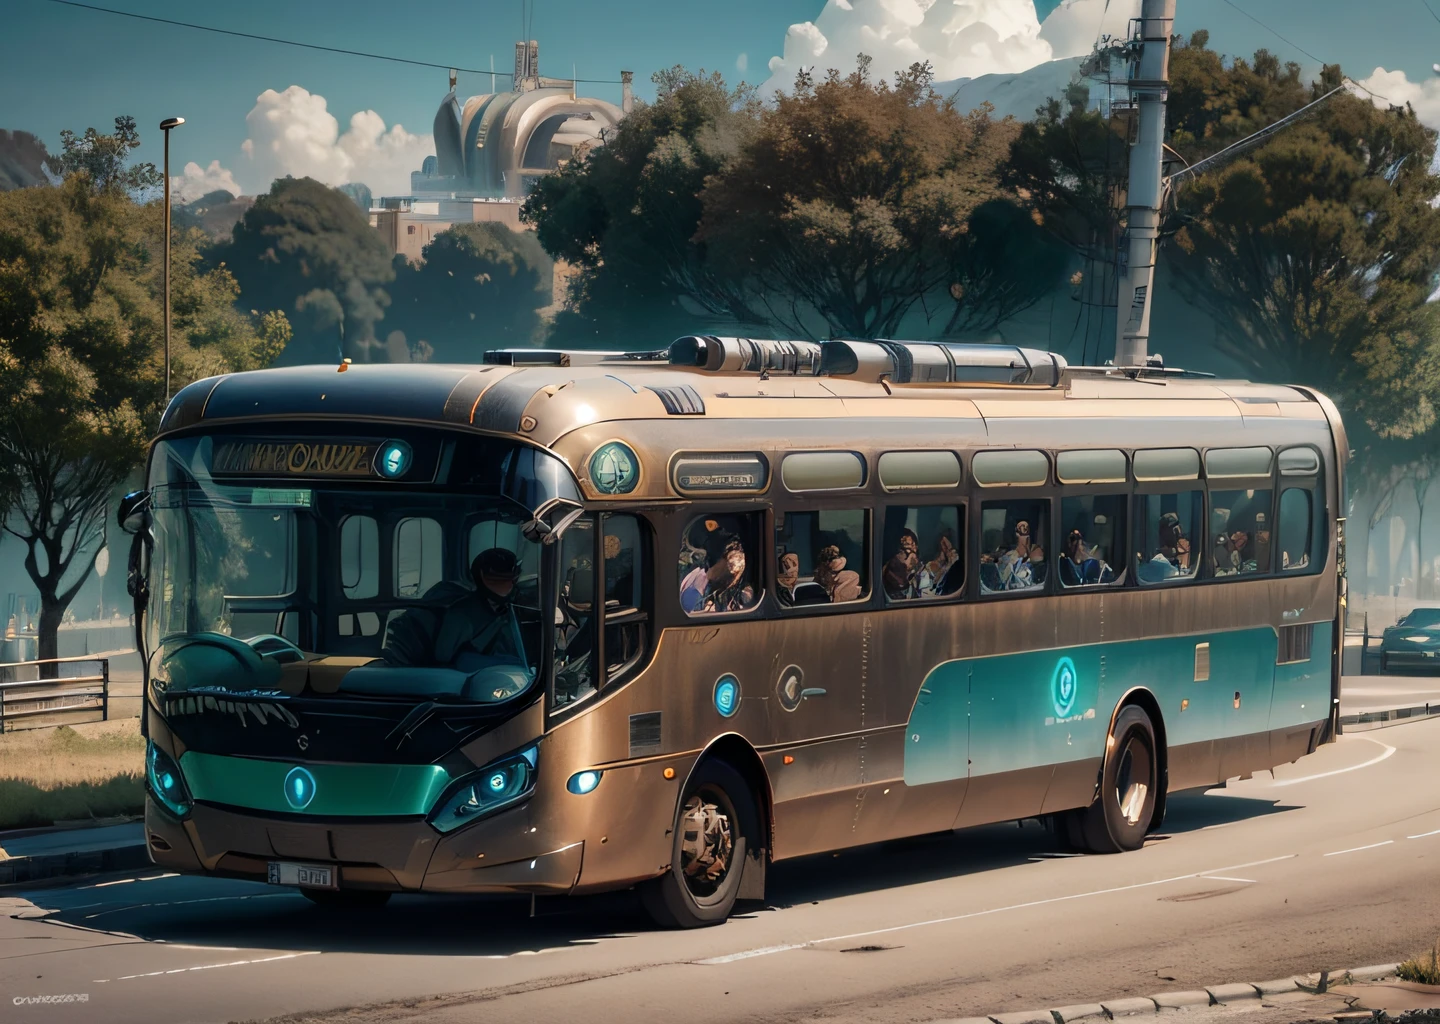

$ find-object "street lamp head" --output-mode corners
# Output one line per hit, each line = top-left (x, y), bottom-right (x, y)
(159, 117), (186, 131)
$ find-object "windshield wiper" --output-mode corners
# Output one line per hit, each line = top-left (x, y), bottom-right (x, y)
(386, 701), (440, 751)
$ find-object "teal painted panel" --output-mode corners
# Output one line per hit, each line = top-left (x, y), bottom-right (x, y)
(180, 752), (453, 816)
(1271, 622), (1333, 730)
(905, 626), (1287, 786)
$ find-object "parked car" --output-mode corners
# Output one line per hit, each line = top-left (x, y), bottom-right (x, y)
(1380, 607), (1440, 672)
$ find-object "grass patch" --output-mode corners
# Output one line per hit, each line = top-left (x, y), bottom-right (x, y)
(0, 722), (146, 830)
(0, 775), (144, 831)
(1397, 941), (1440, 985)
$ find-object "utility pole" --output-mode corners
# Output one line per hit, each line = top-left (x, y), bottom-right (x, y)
(159, 116), (185, 404)
(1113, 0), (1175, 367)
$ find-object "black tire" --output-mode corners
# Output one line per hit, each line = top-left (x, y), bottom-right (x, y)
(1076, 705), (1160, 854)
(640, 759), (757, 929)
(301, 887), (391, 909)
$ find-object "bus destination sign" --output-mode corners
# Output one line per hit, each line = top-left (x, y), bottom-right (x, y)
(212, 440), (380, 478)
(671, 454), (769, 495)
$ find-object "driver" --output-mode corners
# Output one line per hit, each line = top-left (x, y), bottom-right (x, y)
(381, 548), (523, 668)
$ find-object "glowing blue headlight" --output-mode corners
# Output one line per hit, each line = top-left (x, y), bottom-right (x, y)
(284, 766), (317, 810)
(146, 742), (192, 819)
(567, 770), (602, 795)
(374, 440), (412, 479)
(428, 747), (538, 834)
(713, 674), (740, 718)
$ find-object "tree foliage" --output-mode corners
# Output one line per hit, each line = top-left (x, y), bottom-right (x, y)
(387, 223), (554, 359)
(209, 176), (395, 364)
(57, 116), (162, 195)
(0, 122), (283, 669)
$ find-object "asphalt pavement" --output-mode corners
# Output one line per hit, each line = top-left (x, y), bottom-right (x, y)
(5, 715), (1440, 1024)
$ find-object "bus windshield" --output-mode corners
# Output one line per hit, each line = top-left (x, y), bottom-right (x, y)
(144, 432), (573, 705)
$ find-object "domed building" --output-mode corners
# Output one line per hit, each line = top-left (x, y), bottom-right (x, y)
(415, 41), (631, 199)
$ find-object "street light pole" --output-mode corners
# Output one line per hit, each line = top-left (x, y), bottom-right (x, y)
(159, 117), (185, 406)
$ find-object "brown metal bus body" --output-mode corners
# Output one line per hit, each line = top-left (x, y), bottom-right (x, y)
(141, 356), (1345, 902)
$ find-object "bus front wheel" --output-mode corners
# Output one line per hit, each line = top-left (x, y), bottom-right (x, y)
(1074, 704), (1159, 854)
(641, 759), (757, 929)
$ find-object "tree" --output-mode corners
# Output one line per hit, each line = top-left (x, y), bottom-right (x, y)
(208, 176), (395, 364)
(0, 132), (282, 673)
(522, 66), (766, 342)
(387, 223), (554, 359)
(699, 57), (1041, 339)
(57, 116), (162, 195)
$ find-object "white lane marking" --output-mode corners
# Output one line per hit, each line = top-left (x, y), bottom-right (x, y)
(694, 854), (1297, 964)
(1408, 829), (1440, 840)
(97, 951), (319, 983)
(78, 874), (177, 890)
(1264, 736), (1395, 787)
(1324, 840), (1394, 857)
(1200, 876), (1256, 883)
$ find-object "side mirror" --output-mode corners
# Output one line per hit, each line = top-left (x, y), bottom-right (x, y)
(521, 498), (585, 546)
(118, 490), (152, 535)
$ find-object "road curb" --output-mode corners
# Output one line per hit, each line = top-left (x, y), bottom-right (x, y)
(0, 843), (150, 886)
(1339, 704), (1440, 731)
(926, 963), (1401, 1024)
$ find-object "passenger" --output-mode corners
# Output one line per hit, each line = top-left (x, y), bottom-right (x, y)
(1138, 512), (1190, 582)
(680, 519), (726, 612)
(382, 548), (523, 668)
(883, 529), (921, 600)
(814, 545), (863, 602)
(997, 520), (1045, 589)
(1253, 513), (1271, 572)
(1229, 529), (1253, 573)
(776, 552), (801, 605)
(925, 533), (963, 596)
(699, 536), (756, 613)
(1060, 528), (1114, 586)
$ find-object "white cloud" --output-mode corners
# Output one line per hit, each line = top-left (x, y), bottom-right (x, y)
(737, 52), (749, 73)
(171, 159), (242, 202)
(762, 0), (1139, 94)
(1353, 67), (1440, 132)
(237, 85), (433, 197)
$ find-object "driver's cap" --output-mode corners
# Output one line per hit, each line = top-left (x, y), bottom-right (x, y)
(473, 547), (521, 581)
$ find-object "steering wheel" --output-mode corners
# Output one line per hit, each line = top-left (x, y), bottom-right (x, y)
(244, 634), (307, 664)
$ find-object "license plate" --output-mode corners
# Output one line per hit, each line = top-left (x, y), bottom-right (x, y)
(267, 861), (336, 889)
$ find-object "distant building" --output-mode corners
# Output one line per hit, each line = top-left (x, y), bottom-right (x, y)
(338, 182), (372, 213)
(411, 40), (632, 200)
(370, 196), (529, 265)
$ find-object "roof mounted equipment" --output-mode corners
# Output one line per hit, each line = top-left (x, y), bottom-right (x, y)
(820, 341), (1067, 387)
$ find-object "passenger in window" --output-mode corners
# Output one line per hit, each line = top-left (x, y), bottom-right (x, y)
(777, 552), (801, 605)
(815, 544), (863, 602)
(995, 520), (1045, 590)
(381, 548), (524, 668)
(925, 533), (960, 589)
(1139, 512), (1191, 583)
(884, 529), (921, 600)
(1060, 529), (1115, 587)
(699, 536), (756, 612)
(1253, 512), (1271, 571)
(679, 519), (725, 613)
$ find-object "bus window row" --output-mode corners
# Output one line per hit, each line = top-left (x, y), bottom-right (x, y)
(677, 482), (1320, 617)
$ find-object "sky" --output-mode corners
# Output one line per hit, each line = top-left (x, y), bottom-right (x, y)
(7, 0), (1440, 199)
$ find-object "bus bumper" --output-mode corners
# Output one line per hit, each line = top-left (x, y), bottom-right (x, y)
(143, 798), (590, 895)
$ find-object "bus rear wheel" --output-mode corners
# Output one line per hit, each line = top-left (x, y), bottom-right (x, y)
(640, 759), (757, 929)
(301, 888), (391, 910)
(1073, 705), (1159, 854)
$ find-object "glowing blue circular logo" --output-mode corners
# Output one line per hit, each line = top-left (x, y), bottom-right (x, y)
(713, 674), (740, 718)
(589, 442), (639, 495)
(284, 766), (316, 810)
(375, 440), (412, 479)
(1052, 657), (1078, 719)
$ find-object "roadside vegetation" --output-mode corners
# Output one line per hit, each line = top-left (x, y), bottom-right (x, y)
(1398, 941), (1440, 986)
(0, 722), (143, 830)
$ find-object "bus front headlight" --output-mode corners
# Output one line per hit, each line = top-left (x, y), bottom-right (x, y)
(146, 742), (192, 819)
(428, 746), (538, 833)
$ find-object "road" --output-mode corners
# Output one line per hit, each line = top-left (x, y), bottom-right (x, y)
(5, 719), (1440, 1024)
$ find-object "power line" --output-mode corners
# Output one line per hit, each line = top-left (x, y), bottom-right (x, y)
(1419, 0), (1440, 28)
(44, 0), (625, 84)
(1214, 0), (1392, 103)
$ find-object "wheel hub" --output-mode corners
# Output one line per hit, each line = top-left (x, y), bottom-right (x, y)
(679, 795), (733, 888)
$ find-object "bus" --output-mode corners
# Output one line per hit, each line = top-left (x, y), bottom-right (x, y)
(121, 336), (1346, 928)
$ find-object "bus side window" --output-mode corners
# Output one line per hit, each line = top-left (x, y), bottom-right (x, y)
(602, 514), (647, 682)
(339, 515), (379, 599)
(1208, 488), (1274, 577)
(1135, 492), (1201, 585)
(978, 500), (1048, 595)
(882, 505), (963, 601)
(776, 509), (869, 607)
(555, 518), (597, 707)
(394, 517), (443, 598)
(679, 514), (762, 616)
(1058, 495), (1126, 589)
(1278, 487), (1313, 571)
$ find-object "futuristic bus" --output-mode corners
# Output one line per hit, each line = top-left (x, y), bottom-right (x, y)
(122, 336), (1347, 927)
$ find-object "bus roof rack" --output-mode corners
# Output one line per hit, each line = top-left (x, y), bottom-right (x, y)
(1066, 354), (1216, 380)
(483, 348), (670, 367)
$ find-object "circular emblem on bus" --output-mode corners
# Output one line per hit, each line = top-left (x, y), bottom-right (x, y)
(589, 442), (640, 495)
(1052, 657), (1078, 719)
(284, 766), (317, 810)
(374, 440), (412, 479)
(777, 664), (804, 712)
(713, 674), (740, 718)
